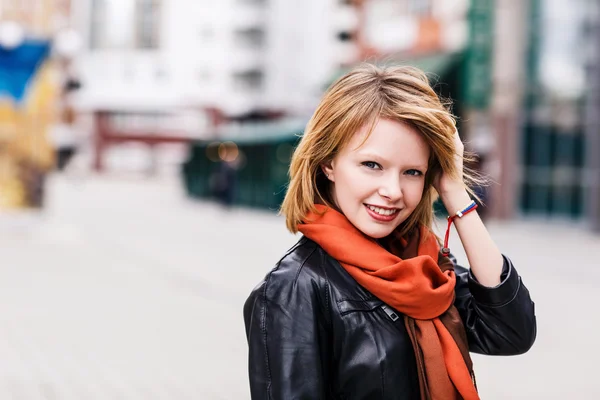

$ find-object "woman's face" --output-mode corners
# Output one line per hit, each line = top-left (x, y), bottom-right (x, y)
(322, 118), (430, 239)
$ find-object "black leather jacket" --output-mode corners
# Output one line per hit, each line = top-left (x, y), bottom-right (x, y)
(244, 237), (536, 400)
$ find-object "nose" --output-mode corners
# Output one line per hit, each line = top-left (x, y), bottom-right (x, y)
(378, 174), (403, 202)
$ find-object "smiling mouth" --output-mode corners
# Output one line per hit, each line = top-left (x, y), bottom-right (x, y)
(365, 204), (400, 216)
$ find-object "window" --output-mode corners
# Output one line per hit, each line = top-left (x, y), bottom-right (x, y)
(337, 31), (354, 41)
(408, 0), (431, 16)
(89, 0), (108, 49)
(199, 26), (214, 42)
(236, 0), (267, 4)
(234, 27), (265, 50)
(233, 69), (264, 91)
(155, 66), (167, 80)
(89, 0), (161, 49)
(198, 69), (212, 82)
(135, 0), (161, 49)
(90, 0), (136, 49)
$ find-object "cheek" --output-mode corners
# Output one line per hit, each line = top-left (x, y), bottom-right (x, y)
(405, 181), (426, 207)
(335, 168), (371, 196)
(345, 177), (377, 203)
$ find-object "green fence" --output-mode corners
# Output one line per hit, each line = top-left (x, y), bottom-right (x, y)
(520, 121), (585, 217)
(181, 128), (301, 211)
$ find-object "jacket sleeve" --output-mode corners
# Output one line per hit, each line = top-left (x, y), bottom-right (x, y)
(453, 254), (537, 355)
(243, 262), (331, 400)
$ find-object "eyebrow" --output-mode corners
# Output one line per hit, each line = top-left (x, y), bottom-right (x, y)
(357, 152), (428, 170)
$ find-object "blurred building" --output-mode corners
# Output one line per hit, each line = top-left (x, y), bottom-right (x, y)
(182, 0), (476, 210)
(0, 0), (72, 36)
(520, 0), (598, 225)
(71, 0), (361, 117)
(354, 0), (469, 58)
(67, 0), (366, 173)
(45, 0), (600, 229)
(584, 0), (600, 232)
(352, 0), (600, 230)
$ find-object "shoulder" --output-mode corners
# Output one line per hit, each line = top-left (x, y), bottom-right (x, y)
(253, 237), (331, 295)
(243, 237), (334, 330)
(245, 236), (333, 306)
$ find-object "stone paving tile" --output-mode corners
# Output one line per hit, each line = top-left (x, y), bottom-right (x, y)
(0, 174), (599, 399)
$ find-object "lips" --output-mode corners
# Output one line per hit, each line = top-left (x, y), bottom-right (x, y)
(364, 204), (400, 222)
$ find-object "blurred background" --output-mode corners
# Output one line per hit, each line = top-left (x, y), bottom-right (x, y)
(0, 0), (599, 399)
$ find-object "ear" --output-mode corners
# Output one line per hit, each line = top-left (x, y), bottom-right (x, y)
(320, 160), (335, 182)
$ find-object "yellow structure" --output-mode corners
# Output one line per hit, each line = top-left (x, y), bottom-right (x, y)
(0, 61), (58, 209)
(0, 0), (70, 209)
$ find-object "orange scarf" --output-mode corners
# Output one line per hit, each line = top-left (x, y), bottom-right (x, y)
(298, 205), (479, 400)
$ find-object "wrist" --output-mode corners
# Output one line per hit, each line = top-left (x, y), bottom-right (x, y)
(440, 188), (472, 214)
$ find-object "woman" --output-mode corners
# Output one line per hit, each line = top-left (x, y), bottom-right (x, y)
(243, 64), (536, 400)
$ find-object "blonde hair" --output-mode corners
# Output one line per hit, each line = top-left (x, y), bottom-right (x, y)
(281, 63), (480, 237)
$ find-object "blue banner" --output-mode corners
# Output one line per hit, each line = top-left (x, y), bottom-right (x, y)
(0, 40), (50, 103)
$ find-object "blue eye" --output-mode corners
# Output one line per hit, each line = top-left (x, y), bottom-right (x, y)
(405, 169), (423, 176)
(362, 161), (381, 170)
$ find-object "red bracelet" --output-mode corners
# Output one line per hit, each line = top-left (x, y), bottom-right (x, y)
(441, 200), (478, 256)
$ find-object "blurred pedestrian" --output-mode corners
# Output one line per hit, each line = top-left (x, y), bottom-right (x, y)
(50, 105), (79, 171)
(244, 64), (536, 399)
(210, 158), (238, 207)
(50, 73), (83, 173)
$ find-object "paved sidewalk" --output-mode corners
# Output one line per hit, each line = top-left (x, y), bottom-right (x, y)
(1, 174), (599, 399)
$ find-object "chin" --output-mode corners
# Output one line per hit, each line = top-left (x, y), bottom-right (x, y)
(359, 225), (397, 239)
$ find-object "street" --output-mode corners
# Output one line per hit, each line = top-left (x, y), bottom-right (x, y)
(1, 173), (599, 399)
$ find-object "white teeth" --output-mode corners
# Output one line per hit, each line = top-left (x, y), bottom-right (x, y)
(367, 205), (398, 216)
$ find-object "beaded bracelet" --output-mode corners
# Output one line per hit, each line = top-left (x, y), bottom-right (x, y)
(441, 200), (478, 256)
